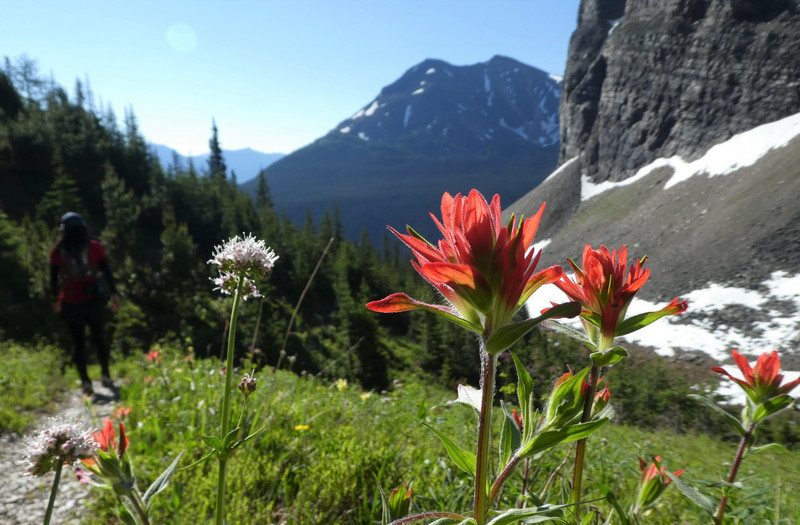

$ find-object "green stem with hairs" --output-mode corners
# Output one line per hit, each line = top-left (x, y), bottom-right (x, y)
(215, 277), (244, 525)
(474, 342), (497, 525)
(43, 461), (63, 525)
(571, 363), (599, 514)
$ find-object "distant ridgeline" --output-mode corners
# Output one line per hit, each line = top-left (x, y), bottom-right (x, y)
(243, 55), (562, 242)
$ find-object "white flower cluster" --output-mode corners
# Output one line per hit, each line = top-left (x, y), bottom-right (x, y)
(209, 233), (278, 300)
(25, 419), (97, 477)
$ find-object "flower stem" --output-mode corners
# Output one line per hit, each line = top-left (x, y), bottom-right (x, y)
(216, 277), (244, 525)
(128, 491), (151, 525)
(518, 458), (531, 508)
(715, 422), (756, 525)
(490, 453), (521, 505)
(43, 461), (62, 525)
(571, 363), (599, 514)
(474, 344), (497, 525)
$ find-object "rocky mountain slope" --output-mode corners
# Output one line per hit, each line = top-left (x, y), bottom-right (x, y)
(560, 0), (800, 181)
(243, 55), (561, 241)
(508, 0), (800, 369)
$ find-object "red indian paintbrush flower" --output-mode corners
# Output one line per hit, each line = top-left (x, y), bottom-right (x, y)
(635, 456), (684, 513)
(712, 350), (800, 407)
(93, 417), (129, 458)
(554, 244), (687, 349)
(366, 190), (563, 340)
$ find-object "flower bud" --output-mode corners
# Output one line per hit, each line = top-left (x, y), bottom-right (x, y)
(634, 456), (683, 513)
(592, 387), (611, 416)
(543, 367), (589, 428)
(238, 372), (257, 396)
(387, 482), (413, 520)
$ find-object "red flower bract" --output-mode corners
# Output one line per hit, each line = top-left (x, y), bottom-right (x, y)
(366, 190), (562, 336)
(712, 350), (800, 406)
(94, 418), (129, 458)
(555, 245), (687, 347)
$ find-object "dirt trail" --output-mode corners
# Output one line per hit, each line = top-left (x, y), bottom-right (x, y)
(0, 381), (118, 525)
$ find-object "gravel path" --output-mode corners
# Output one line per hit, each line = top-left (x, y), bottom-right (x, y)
(0, 380), (118, 525)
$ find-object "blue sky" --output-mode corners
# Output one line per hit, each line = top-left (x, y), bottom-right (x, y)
(2, 1), (580, 155)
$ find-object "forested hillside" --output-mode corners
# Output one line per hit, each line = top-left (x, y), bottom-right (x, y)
(0, 57), (491, 392)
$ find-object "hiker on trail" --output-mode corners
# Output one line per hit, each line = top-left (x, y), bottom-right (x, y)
(49, 212), (120, 396)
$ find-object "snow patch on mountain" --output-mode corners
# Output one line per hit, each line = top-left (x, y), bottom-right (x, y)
(403, 105), (412, 128)
(581, 111), (800, 201)
(524, 269), (800, 403)
(352, 100), (381, 120)
(499, 118), (529, 140)
(526, 270), (800, 362)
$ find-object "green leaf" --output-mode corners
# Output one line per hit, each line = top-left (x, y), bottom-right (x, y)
(202, 435), (223, 453)
(688, 394), (745, 436)
(486, 503), (573, 525)
(665, 471), (717, 517)
(143, 451), (185, 510)
(424, 424), (477, 478)
(518, 419), (608, 459)
(223, 426), (242, 448)
(594, 482), (630, 525)
(540, 319), (596, 350)
(177, 450), (214, 471)
(498, 404), (519, 476)
(116, 503), (137, 525)
(232, 424), (268, 450)
(372, 473), (390, 525)
(752, 395), (793, 422)
(589, 346), (628, 368)
(745, 442), (787, 459)
(615, 308), (675, 337)
(485, 302), (582, 355)
(511, 352), (534, 440)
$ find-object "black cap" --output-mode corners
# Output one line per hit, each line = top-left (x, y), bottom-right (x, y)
(60, 212), (86, 230)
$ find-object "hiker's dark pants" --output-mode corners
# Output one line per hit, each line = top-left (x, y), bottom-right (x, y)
(60, 301), (110, 382)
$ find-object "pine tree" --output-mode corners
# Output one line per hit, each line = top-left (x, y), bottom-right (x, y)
(255, 169), (273, 211)
(35, 171), (84, 227)
(207, 119), (227, 181)
(99, 162), (141, 265)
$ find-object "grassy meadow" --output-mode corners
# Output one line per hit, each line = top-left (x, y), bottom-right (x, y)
(3, 341), (799, 524)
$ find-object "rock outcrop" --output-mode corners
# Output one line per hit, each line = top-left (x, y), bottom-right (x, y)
(560, 0), (800, 181)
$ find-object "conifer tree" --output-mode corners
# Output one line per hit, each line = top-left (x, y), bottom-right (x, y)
(207, 119), (227, 181)
(255, 169), (273, 211)
(35, 171), (84, 227)
(100, 162), (140, 266)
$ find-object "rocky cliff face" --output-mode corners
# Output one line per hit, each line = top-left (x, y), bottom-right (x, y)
(560, 0), (800, 181)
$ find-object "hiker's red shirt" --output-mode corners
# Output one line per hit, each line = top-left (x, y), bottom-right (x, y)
(49, 240), (107, 304)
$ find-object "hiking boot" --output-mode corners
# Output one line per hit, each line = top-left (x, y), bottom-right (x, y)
(101, 374), (115, 389)
(81, 380), (94, 396)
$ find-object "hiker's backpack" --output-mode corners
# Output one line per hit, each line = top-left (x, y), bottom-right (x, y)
(59, 243), (108, 303)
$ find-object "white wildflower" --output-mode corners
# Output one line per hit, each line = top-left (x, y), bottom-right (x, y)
(209, 233), (278, 299)
(24, 418), (97, 477)
(209, 233), (278, 276)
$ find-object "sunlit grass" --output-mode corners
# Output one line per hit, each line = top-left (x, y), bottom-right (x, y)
(7, 342), (800, 523)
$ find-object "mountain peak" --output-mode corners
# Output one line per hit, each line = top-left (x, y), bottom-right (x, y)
(333, 56), (561, 155)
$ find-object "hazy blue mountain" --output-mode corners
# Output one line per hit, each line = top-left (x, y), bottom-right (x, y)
(243, 55), (561, 241)
(150, 144), (284, 183)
